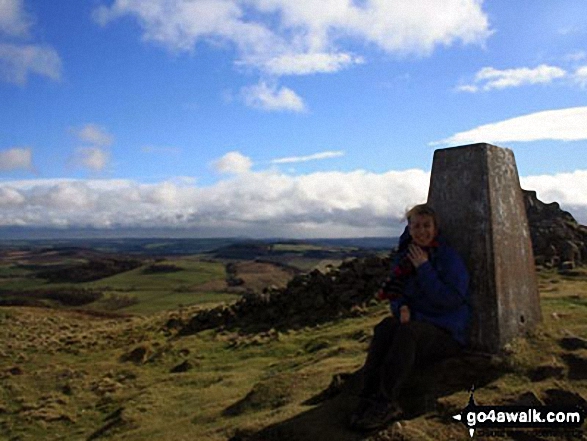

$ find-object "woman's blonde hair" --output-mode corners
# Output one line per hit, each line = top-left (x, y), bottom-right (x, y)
(406, 204), (438, 227)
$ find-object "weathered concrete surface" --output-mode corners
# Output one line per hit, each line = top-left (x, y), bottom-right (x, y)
(427, 143), (541, 353)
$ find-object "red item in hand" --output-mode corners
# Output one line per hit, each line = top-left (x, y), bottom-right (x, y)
(375, 289), (387, 301)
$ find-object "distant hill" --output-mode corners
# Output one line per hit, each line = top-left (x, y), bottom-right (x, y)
(0, 237), (399, 256)
(294, 237), (396, 249)
(0, 238), (243, 255)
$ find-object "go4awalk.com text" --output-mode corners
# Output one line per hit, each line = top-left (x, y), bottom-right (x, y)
(452, 388), (586, 438)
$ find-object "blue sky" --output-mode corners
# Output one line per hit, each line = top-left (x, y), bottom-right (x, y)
(1, 0), (587, 238)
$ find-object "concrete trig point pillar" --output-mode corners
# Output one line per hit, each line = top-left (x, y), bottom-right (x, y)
(427, 143), (541, 353)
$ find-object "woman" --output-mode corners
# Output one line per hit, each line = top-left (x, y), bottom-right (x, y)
(350, 204), (470, 431)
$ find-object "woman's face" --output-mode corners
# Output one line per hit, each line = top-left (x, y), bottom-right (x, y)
(408, 214), (437, 247)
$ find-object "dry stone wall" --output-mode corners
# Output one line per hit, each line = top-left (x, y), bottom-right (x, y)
(176, 255), (391, 335)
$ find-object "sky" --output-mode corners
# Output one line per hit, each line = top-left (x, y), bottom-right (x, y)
(1, 0), (587, 238)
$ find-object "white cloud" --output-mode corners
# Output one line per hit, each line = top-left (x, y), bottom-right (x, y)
(433, 106), (587, 145)
(94, 0), (491, 76)
(0, 186), (25, 205)
(212, 151), (253, 174)
(71, 147), (110, 172)
(574, 66), (587, 88)
(0, 2), (62, 85)
(0, 147), (33, 171)
(0, 0), (30, 37)
(32, 181), (97, 211)
(521, 171), (587, 223)
(251, 0), (491, 56)
(0, 169), (430, 235)
(271, 150), (344, 164)
(262, 52), (364, 76)
(458, 64), (567, 92)
(455, 84), (478, 93)
(241, 81), (305, 112)
(5, 167), (587, 236)
(0, 43), (61, 85)
(75, 124), (114, 147)
(94, 0), (281, 57)
(68, 124), (114, 172)
(564, 51), (587, 62)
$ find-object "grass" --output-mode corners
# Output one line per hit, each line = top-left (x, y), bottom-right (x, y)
(82, 259), (233, 313)
(84, 260), (225, 292)
(1, 264), (587, 440)
(0, 258), (235, 313)
(0, 303), (385, 441)
(271, 244), (326, 252)
(111, 291), (241, 314)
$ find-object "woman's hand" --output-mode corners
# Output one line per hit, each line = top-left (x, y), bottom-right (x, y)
(407, 244), (428, 268)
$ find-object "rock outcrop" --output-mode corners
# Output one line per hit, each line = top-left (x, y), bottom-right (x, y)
(523, 189), (587, 268)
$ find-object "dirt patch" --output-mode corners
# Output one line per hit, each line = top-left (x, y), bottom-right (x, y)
(235, 261), (297, 291)
(191, 279), (228, 292)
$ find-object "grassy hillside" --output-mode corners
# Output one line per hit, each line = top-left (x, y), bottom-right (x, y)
(0, 266), (586, 440)
(0, 241), (365, 313)
(0, 247), (280, 313)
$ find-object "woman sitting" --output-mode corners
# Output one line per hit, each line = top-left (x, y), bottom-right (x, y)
(350, 204), (470, 431)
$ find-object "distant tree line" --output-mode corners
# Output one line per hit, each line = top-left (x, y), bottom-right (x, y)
(0, 288), (102, 307)
(142, 263), (183, 274)
(36, 258), (143, 283)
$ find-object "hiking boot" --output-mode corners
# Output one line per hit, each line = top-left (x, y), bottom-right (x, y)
(353, 399), (402, 431)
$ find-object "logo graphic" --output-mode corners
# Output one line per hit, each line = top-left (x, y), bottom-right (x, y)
(452, 386), (586, 438)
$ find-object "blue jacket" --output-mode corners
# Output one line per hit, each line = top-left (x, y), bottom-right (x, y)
(390, 227), (470, 346)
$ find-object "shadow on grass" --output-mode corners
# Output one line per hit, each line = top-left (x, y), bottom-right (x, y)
(228, 352), (505, 441)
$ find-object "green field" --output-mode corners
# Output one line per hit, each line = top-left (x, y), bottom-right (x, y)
(0, 256), (241, 313)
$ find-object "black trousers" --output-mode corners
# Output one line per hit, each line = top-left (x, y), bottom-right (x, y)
(361, 316), (461, 402)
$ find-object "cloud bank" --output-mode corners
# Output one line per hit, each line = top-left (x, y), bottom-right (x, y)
(3, 163), (587, 237)
(0, 168), (430, 237)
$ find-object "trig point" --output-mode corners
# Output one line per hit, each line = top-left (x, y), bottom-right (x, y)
(427, 143), (541, 353)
